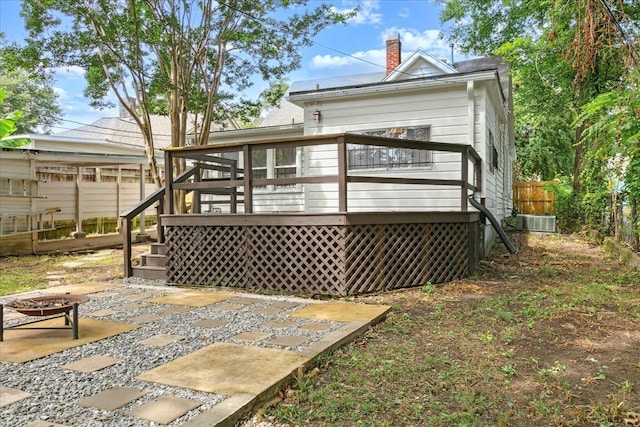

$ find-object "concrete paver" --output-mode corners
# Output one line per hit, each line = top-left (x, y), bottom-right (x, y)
(138, 334), (185, 347)
(230, 297), (262, 305)
(23, 420), (69, 427)
(127, 395), (202, 424)
(159, 306), (193, 314)
(232, 331), (272, 342)
(137, 342), (308, 395)
(290, 301), (390, 323)
(77, 386), (147, 411)
(213, 303), (246, 311)
(299, 322), (333, 332)
(252, 307), (284, 315)
(191, 319), (227, 329)
(0, 386), (31, 408)
(270, 301), (300, 309)
(146, 291), (236, 307)
(261, 320), (297, 329)
(267, 335), (310, 347)
(1, 281), (391, 426)
(61, 355), (120, 372)
(0, 318), (138, 363)
(40, 282), (123, 294)
(86, 291), (121, 298)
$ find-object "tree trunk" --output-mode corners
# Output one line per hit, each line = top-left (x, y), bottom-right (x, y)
(572, 124), (584, 193)
(632, 198), (639, 252)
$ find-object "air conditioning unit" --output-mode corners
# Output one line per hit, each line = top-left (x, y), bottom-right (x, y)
(515, 214), (556, 233)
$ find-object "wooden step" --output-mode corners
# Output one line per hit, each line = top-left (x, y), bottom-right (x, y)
(132, 265), (167, 280)
(141, 253), (167, 267)
(150, 243), (167, 255)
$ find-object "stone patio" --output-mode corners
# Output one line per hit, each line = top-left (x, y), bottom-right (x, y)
(0, 282), (390, 426)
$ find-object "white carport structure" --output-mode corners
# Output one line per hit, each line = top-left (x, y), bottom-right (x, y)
(0, 134), (161, 255)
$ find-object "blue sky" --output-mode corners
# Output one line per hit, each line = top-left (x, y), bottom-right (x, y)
(0, 0), (463, 133)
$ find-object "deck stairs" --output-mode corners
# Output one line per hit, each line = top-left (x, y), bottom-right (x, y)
(132, 243), (167, 280)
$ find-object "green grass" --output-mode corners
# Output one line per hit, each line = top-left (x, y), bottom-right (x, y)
(265, 233), (640, 426)
(0, 250), (122, 296)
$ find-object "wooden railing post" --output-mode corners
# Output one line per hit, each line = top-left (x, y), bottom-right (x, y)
(243, 144), (253, 214)
(337, 137), (347, 212)
(157, 198), (164, 244)
(230, 161), (237, 214)
(164, 150), (174, 215)
(461, 147), (469, 211)
(123, 216), (133, 277)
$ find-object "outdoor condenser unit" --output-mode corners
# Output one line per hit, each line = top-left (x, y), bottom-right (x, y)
(515, 214), (557, 233)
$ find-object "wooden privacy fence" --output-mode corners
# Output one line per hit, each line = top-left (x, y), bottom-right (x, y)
(513, 181), (555, 215)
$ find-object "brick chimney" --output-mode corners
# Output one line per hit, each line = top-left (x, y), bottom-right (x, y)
(386, 33), (401, 75)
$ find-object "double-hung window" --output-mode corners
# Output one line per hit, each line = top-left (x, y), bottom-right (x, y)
(251, 146), (298, 190)
(348, 126), (432, 170)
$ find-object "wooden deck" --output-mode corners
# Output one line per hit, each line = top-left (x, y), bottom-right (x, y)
(163, 212), (480, 296)
(122, 133), (483, 295)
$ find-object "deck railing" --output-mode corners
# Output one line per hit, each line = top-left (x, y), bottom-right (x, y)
(121, 133), (482, 278)
(163, 133), (482, 215)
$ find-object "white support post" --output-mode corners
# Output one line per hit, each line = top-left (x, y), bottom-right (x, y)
(71, 165), (86, 238)
(136, 164), (150, 242)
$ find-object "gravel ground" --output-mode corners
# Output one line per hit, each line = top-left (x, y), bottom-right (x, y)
(0, 278), (340, 427)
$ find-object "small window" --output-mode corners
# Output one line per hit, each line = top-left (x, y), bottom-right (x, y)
(488, 130), (497, 173)
(348, 126), (432, 170)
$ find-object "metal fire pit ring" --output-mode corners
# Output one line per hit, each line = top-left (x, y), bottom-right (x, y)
(1, 294), (90, 341)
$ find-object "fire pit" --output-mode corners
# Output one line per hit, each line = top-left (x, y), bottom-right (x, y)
(1, 294), (90, 341)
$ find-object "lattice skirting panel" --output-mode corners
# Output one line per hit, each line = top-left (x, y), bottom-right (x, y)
(165, 221), (474, 296)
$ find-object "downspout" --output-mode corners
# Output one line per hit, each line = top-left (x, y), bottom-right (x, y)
(469, 196), (517, 254)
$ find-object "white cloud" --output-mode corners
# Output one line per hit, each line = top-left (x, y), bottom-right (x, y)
(52, 65), (86, 80)
(53, 87), (68, 102)
(310, 48), (385, 73)
(332, 0), (382, 25)
(398, 7), (410, 18)
(309, 26), (455, 75)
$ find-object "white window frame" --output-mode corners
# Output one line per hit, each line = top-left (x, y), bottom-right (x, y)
(348, 126), (433, 171)
(251, 146), (301, 192)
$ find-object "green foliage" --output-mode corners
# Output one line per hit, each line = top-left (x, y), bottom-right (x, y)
(441, 0), (639, 242)
(581, 191), (610, 233)
(545, 178), (582, 233)
(495, 37), (575, 180)
(0, 35), (62, 134)
(0, 87), (31, 147)
(18, 0), (350, 186)
(577, 71), (640, 205)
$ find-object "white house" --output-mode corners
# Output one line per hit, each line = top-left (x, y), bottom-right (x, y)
(204, 34), (516, 256)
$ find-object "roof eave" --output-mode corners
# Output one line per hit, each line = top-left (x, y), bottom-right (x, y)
(288, 69), (500, 105)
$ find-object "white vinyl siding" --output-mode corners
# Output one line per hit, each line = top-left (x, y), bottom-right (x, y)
(303, 84), (472, 213)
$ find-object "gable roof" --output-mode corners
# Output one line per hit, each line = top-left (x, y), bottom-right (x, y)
(384, 49), (458, 82)
(289, 72), (385, 94)
(56, 116), (174, 149)
(259, 98), (304, 127)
